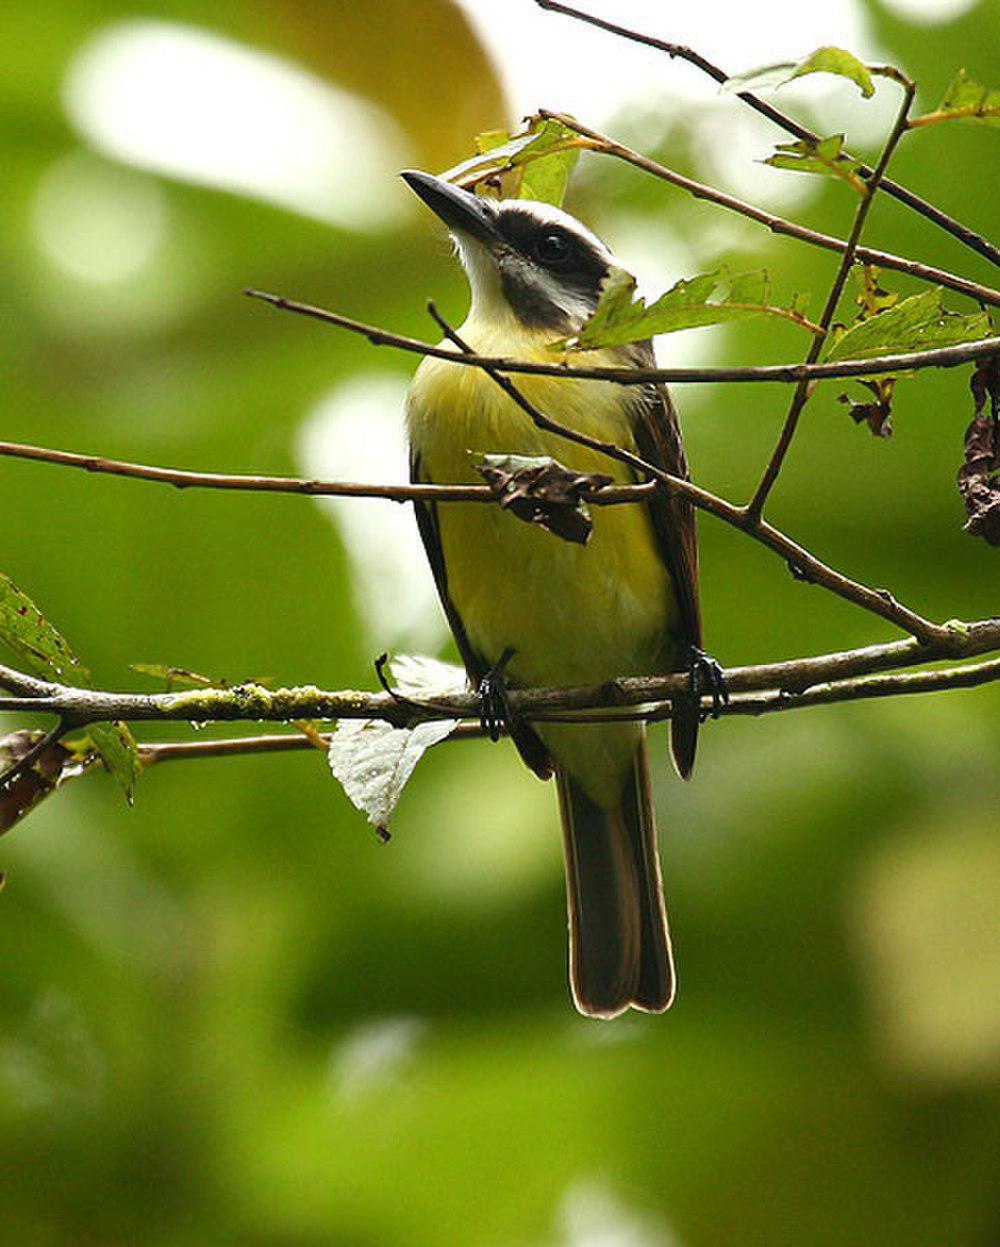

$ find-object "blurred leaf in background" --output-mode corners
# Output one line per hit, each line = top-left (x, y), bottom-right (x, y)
(1, 1), (999, 1245)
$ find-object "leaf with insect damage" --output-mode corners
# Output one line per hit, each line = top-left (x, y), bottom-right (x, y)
(825, 288), (991, 362)
(838, 378), (896, 437)
(478, 453), (614, 545)
(0, 572), (140, 800)
(560, 265), (816, 351)
(439, 115), (579, 206)
(764, 134), (866, 193)
(327, 656), (465, 838)
(724, 46), (875, 99)
(957, 356), (1000, 545)
(1, 729), (94, 834)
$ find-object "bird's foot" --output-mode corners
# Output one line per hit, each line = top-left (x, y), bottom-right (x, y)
(479, 647), (516, 742)
(688, 647), (729, 722)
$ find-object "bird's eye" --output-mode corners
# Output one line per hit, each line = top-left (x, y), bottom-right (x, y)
(534, 231), (572, 267)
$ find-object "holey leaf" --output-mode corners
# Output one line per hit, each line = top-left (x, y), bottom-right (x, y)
(327, 656), (466, 837)
(1, 730), (93, 835)
(724, 46), (875, 99)
(825, 288), (992, 362)
(438, 115), (579, 206)
(0, 572), (140, 801)
(764, 134), (866, 193)
(560, 266), (814, 351)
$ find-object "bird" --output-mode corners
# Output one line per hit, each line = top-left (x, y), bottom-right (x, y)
(402, 169), (703, 1018)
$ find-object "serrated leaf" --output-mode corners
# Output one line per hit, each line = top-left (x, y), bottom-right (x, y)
(930, 69), (1000, 128)
(440, 115), (579, 206)
(561, 265), (812, 351)
(0, 573), (90, 683)
(0, 572), (139, 801)
(327, 656), (466, 835)
(764, 134), (866, 192)
(825, 288), (992, 362)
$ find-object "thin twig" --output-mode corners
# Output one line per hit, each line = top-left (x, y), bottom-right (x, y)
(246, 291), (1000, 385)
(534, 0), (1000, 269)
(746, 77), (917, 521)
(537, 112), (1000, 309)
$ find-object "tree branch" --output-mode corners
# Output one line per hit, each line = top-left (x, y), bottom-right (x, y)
(3, 622), (998, 730)
(245, 291), (1000, 384)
(534, 0), (1000, 269)
(746, 76), (916, 521)
(537, 112), (1000, 309)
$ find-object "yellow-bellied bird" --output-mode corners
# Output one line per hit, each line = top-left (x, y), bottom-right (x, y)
(403, 171), (702, 1018)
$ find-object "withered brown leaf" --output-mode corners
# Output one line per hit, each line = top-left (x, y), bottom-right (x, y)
(838, 377), (895, 437)
(957, 356), (1000, 545)
(477, 454), (614, 545)
(0, 730), (93, 834)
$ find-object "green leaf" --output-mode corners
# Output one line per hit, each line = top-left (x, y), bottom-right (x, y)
(439, 115), (580, 206)
(724, 45), (875, 98)
(930, 69), (1000, 127)
(0, 572), (140, 801)
(560, 266), (813, 351)
(764, 134), (866, 193)
(0, 572), (91, 684)
(825, 288), (992, 362)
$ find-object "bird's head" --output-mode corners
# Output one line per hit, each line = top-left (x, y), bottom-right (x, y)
(402, 169), (616, 336)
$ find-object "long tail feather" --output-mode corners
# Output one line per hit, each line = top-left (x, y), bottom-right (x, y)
(556, 733), (675, 1018)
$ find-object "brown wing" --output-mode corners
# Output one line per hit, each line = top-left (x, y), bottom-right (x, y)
(626, 341), (701, 778)
(410, 450), (553, 779)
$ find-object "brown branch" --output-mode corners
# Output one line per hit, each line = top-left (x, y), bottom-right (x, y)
(245, 291), (1000, 385)
(1, 620), (998, 730)
(534, 0), (1000, 269)
(746, 77), (917, 521)
(538, 112), (1000, 309)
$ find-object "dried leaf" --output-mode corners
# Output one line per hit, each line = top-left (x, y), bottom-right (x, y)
(327, 656), (465, 835)
(439, 115), (579, 206)
(0, 572), (140, 800)
(1, 730), (94, 834)
(957, 357), (1000, 544)
(855, 266), (899, 319)
(764, 134), (866, 193)
(478, 453), (614, 545)
(560, 265), (814, 352)
(825, 288), (991, 362)
(724, 46), (875, 98)
(838, 378), (896, 437)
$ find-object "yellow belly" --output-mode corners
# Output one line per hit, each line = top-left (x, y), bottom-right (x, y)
(407, 325), (680, 791)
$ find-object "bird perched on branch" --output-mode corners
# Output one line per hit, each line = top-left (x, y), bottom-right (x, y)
(403, 170), (708, 1017)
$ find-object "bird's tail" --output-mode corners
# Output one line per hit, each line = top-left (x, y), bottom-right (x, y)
(556, 732), (675, 1018)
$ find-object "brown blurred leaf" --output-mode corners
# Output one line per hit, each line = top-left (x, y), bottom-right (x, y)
(478, 454), (613, 545)
(957, 357), (1000, 544)
(839, 378), (895, 437)
(0, 730), (94, 835)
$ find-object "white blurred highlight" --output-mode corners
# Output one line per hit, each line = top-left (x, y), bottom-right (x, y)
(296, 375), (446, 652)
(328, 1016), (427, 1101)
(32, 152), (167, 285)
(63, 20), (409, 229)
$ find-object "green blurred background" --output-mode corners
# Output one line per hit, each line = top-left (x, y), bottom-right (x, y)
(2, 2), (999, 1244)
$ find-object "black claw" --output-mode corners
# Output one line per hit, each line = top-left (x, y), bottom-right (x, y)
(689, 646), (729, 722)
(478, 647), (515, 742)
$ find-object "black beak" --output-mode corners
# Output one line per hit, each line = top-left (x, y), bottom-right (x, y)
(401, 170), (499, 244)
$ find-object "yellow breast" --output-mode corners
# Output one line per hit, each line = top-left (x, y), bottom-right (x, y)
(406, 320), (678, 694)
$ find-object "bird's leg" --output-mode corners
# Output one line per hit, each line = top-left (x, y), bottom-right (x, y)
(688, 646), (729, 722)
(479, 647), (516, 742)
